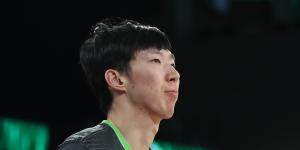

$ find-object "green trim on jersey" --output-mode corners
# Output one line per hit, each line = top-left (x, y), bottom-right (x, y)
(101, 120), (133, 150)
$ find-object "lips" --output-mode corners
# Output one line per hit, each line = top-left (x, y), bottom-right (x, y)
(165, 90), (178, 100)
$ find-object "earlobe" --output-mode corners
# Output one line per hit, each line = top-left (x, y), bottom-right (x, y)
(104, 69), (126, 92)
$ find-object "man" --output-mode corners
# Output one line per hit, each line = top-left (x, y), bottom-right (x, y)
(57, 18), (180, 150)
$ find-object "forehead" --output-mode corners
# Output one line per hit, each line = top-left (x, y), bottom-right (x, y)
(135, 48), (175, 60)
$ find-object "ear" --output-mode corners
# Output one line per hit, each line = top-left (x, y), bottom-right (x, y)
(104, 69), (127, 92)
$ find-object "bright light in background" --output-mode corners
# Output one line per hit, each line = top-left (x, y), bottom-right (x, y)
(151, 140), (209, 150)
(0, 117), (49, 150)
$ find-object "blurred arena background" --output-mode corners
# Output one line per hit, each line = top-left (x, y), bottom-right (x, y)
(2, 0), (300, 150)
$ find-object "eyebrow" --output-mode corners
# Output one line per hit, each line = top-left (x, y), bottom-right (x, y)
(149, 50), (175, 61)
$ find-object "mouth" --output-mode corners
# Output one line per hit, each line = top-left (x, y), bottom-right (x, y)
(165, 90), (178, 101)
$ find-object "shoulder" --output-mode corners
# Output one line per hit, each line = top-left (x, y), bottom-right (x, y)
(61, 123), (108, 143)
(57, 123), (122, 150)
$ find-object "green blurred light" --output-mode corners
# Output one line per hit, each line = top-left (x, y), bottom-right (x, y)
(151, 140), (209, 150)
(0, 117), (49, 150)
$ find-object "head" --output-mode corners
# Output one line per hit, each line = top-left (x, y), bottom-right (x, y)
(79, 18), (180, 119)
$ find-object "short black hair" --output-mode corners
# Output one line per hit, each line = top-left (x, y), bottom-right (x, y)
(79, 18), (172, 116)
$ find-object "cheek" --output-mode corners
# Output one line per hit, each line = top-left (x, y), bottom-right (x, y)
(131, 69), (163, 91)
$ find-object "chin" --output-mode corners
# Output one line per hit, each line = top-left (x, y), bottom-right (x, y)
(162, 110), (175, 119)
(163, 115), (173, 120)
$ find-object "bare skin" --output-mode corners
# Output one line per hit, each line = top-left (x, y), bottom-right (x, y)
(105, 48), (180, 150)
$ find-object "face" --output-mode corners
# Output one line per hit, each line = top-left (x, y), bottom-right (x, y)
(124, 48), (180, 120)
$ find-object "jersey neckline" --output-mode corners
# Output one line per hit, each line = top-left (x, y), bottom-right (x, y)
(101, 120), (133, 150)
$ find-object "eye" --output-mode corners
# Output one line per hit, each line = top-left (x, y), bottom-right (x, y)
(151, 58), (161, 64)
(171, 63), (176, 68)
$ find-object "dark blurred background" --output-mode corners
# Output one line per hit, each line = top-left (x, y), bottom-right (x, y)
(3, 0), (300, 150)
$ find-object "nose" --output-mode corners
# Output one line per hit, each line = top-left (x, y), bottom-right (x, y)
(166, 66), (180, 83)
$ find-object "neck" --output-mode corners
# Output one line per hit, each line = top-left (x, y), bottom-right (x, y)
(107, 95), (161, 150)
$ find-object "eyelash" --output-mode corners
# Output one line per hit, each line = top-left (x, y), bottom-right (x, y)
(171, 64), (176, 68)
(151, 59), (161, 63)
(151, 59), (176, 68)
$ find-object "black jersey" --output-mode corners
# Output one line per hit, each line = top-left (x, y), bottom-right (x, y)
(57, 120), (132, 150)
